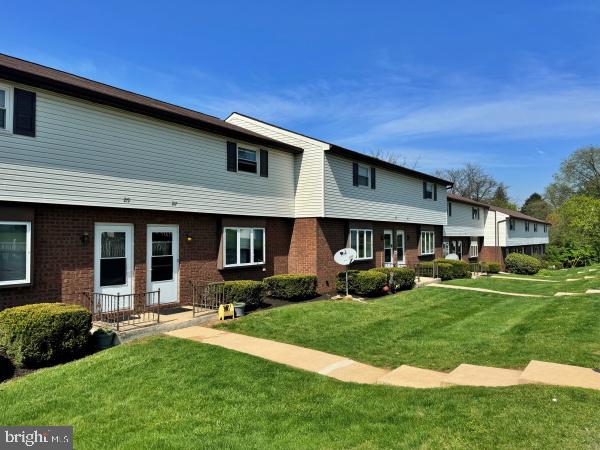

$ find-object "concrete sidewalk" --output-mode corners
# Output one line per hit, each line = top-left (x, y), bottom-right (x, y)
(428, 283), (547, 298)
(166, 326), (600, 390)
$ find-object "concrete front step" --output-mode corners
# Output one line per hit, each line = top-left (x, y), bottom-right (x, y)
(377, 365), (447, 388)
(442, 364), (523, 387)
(519, 360), (600, 390)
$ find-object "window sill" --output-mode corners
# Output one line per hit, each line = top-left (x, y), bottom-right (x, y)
(221, 263), (265, 270)
(0, 280), (31, 289)
(354, 257), (373, 261)
(419, 253), (435, 257)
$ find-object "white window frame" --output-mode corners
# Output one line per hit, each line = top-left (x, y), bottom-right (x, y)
(525, 221), (530, 232)
(442, 239), (450, 257)
(447, 202), (452, 217)
(469, 240), (479, 258)
(420, 230), (435, 256)
(533, 223), (538, 232)
(544, 224), (548, 233)
(350, 229), (373, 260)
(0, 83), (13, 134)
(509, 218), (515, 231)
(237, 146), (259, 174)
(472, 207), (480, 220)
(357, 164), (370, 187)
(0, 220), (32, 286)
(223, 227), (265, 267)
(423, 182), (434, 200)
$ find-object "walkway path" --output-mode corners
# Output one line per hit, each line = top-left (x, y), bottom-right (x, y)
(491, 275), (559, 283)
(428, 283), (547, 298)
(166, 326), (600, 390)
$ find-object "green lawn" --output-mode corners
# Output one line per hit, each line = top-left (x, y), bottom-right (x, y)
(446, 264), (600, 296)
(0, 336), (598, 449)
(219, 277), (600, 371)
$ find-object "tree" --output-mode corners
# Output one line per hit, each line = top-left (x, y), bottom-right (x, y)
(436, 164), (498, 201)
(544, 146), (600, 207)
(368, 149), (420, 169)
(551, 195), (600, 262)
(521, 192), (553, 220)
(488, 183), (517, 210)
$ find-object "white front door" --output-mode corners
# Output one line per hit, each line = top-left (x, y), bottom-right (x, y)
(146, 225), (179, 305)
(94, 224), (134, 310)
(396, 230), (405, 266)
(383, 230), (393, 267)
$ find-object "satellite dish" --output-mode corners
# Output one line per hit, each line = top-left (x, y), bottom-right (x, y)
(334, 248), (357, 266)
(445, 253), (459, 260)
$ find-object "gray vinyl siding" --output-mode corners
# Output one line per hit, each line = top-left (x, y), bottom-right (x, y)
(0, 83), (295, 217)
(444, 202), (486, 237)
(226, 114), (325, 217)
(324, 154), (447, 224)
(506, 219), (550, 246)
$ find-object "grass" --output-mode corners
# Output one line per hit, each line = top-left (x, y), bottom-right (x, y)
(219, 269), (600, 371)
(0, 336), (598, 449)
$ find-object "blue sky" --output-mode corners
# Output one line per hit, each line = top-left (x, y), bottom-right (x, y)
(3, 0), (600, 204)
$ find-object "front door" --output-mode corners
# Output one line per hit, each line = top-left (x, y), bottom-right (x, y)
(396, 230), (405, 266)
(94, 224), (134, 310)
(147, 225), (179, 305)
(383, 230), (393, 267)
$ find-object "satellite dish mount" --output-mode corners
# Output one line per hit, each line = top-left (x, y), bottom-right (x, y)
(334, 248), (358, 296)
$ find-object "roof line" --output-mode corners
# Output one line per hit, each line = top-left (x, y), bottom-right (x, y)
(228, 112), (453, 186)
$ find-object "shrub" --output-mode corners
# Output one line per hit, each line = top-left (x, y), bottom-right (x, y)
(370, 267), (415, 291)
(434, 259), (472, 279)
(223, 280), (264, 309)
(0, 303), (92, 368)
(420, 261), (458, 280)
(504, 253), (542, 275)
(486, 262), (501, 274)
(353, 271), (387, 297)
(263, 274), (318, 300)
(336, 270), (360, 294)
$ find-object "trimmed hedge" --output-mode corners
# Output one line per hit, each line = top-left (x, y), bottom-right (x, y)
(0, 303), (92, 368)
(263, 274), (318, 300)
(370, 267), (416, 291)
(336, 270), (387, 297)
(505, 253), (542, 275)
(420, 261), (454, 280)
(484, 262), (501, 274)
(223, 280), (264, 309)
(433, 259), (472, 279)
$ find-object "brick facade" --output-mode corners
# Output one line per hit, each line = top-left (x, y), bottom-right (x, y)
(0, 202), (293, 310)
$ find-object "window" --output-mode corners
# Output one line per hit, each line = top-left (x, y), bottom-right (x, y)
(100, 231), (127, 286)
(237, 148), (257, 173)
(150, 232), (174, 282)
(350, 229), (373, 260)
(525, 221), (530, 232)
(0, 85), (11, 132)
(420, 231), (435, 255)
(224, 227), (265, 267)
(534, 223), (538, 232)
(0, 221), (31, 286)
(469, 240), (479, 258)
(357, 164), (370, 187)
(544, 224), (548, 233)
(423, 182), (434, 199)
(447, 202), (452, 217)
(509, 219), (515, 231)
(472, 207), (480, 220)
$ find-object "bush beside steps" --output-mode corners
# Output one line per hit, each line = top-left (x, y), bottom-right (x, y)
(505, 253), (542, 275)
(0, 303), (92, 368)
(337, 268), (416, 297)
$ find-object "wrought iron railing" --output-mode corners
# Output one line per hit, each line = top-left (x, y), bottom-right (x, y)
(81, 290), (161, 331)
(470, 262), (484, 273)
(190, 281), (226, 316)
(414, 262), (438, 280)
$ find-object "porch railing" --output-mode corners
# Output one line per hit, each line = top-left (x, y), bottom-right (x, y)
(414, 262), (439, 281)
(190, 281), (226, 316)
(81, 290), (161, 332)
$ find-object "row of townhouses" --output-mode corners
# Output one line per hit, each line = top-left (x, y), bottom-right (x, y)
(0, 54), (550, 309)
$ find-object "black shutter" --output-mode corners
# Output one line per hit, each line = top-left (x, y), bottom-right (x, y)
(370, 167), (376, 189)
(13, 89), (36, 137)
(422, 181), (427, 199)
(260, 149), (268, 177)
(352, 162), (359, 186)
(433, 183), (438, 201)
(227, 141), (237, 172)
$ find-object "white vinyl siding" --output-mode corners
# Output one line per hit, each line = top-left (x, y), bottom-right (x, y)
(483, 210), (549, 247)
(444, 201), (486, 237)
(325, 154), (447, 224)
(0, 84), (295, 217)
(226, 113), (325, 217)
(506, 218), (549, 246)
